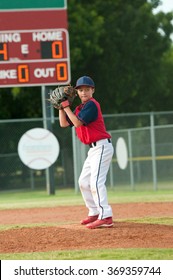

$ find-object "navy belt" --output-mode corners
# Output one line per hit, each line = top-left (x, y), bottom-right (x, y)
(89, 138), (111, 148)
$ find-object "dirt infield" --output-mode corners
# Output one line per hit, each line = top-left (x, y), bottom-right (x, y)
(0, 202), (173, 253)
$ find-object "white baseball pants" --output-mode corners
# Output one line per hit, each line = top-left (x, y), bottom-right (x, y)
(78, 139), (114, 219)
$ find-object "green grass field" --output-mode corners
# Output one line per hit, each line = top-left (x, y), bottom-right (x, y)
(0, 188), (173, 260)
(0, 188), (173, 209)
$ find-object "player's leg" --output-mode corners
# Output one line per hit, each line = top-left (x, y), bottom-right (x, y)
(89, 143), (114, 220)
(78, 155), (99, 223)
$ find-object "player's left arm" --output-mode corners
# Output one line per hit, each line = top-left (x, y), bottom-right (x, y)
(77, 101), (98, 125)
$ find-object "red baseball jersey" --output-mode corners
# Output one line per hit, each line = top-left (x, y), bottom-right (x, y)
(73, 98), (111, 144)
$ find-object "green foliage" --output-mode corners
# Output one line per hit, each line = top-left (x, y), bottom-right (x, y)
(92, 0), (173, 112)
(0, 0), (173, 117)
(0, 87), (42, 118)
(158, 46), (173, 109)
(68, 0), (104, 81)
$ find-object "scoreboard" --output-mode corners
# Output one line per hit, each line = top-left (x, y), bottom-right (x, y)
(0, 29), (70, 87)
(0, 1), (70, 87)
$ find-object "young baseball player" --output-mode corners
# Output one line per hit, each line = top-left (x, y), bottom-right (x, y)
(58, 76), (114, 229)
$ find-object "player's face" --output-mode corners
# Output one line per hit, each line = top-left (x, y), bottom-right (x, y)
(77, 86), (94, 103)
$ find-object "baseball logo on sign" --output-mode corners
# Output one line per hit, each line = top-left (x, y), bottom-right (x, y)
(116, 137), (128, 169)
(18, 128), (60, 170)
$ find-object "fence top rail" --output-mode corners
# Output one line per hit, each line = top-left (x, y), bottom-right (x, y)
(110, 123), (173, 134)
(0, 118), (46, 124)
(109, 126), (151, 134)
(103, 111), (173, 118)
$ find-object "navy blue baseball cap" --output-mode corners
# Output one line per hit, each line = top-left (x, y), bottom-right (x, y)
(75, 76), (95, 89)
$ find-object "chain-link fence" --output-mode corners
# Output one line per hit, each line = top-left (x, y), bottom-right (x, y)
(72, 112), (173, 191)
(0, 111), (173, 192)
(0, 118), (73, 191)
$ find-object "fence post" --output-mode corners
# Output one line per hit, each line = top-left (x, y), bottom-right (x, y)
(72, 126), (79, 193)
(128, 129), (135, 190)
(41, 85), (55, 195)
(150, 113), (157, 190)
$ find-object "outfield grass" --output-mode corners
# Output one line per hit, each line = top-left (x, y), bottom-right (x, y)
(0, 188), (173, 210)
(0, 189), (172, 260)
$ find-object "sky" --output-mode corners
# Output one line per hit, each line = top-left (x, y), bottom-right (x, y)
(155, 0), (173, 13)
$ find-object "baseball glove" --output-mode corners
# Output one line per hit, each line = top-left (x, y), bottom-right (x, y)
(48, 85), (77, 110)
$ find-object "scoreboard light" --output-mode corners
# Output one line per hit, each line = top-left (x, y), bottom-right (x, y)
(0, 29), (70, 87)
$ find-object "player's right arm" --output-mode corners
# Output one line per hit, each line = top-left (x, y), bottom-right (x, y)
(59, 109), (70, 127)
